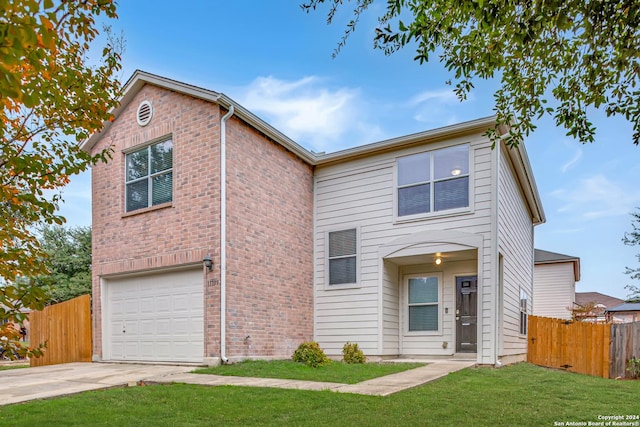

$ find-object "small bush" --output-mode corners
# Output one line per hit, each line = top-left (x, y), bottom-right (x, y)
(292, 341), (331, 368)
(627, 357), (640, 379)
(342, 342), (366, 364)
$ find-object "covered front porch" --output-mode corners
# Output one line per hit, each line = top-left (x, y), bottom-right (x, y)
(377, 230), (489, 364)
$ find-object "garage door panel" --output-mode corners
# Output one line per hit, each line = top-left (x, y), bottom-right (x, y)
(124, 299), (138, 316)
(139, 296), (155, 314)
(140, 319), (156, 335)
(172, 318), (192, 334)
(155, 318), (172, 334)
(155, 295), (172, 314)
(104, 268), (204, 363)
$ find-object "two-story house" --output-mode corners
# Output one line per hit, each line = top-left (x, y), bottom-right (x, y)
(532, 249), (581, 320)
(82, 71), (545, 366)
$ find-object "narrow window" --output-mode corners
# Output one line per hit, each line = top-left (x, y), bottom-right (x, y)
(397, 145), (469, 217)
(125, 139), (173, 212)
(519, 289), (529, 335)
(408, 276), (439, 332)
(328, 229), (357, 285)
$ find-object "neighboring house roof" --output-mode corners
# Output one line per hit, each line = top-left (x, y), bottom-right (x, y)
(81, 69), (545, 225)
(575, 292), (624, 309)
(534, 249), (581, 281)
(605, 302), (640, 313)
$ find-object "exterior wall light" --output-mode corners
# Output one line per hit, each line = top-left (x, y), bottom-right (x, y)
(203, 254), (214, 272)
(435, 257), (442, 266)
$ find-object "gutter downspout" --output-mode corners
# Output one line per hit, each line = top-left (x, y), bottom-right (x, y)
(220, 105), (234, 364)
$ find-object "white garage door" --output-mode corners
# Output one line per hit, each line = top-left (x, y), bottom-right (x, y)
(104, 268), (204, 363)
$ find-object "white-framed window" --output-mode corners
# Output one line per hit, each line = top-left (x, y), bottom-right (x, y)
(327, 228), (357, 286)
(519, 289), (529, 335)
(396, 144), (469, 217)
(406, 275), (441, 332)
(125, 138), (173, 212)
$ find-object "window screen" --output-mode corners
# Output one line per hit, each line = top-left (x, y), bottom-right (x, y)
(328, 229), (357, 285)
(397, 145), (469, 217)
(408, 277), (439, 331)
(125, 139), (173, 212)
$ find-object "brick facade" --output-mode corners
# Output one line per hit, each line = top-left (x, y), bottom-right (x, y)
(226, 118), (314, 358)
(90, 82), (313, 362)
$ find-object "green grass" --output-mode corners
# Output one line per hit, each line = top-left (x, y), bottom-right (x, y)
(0, 364), (28, 371)
(0, 363), (638, 426)
(193, 359), (426, 384)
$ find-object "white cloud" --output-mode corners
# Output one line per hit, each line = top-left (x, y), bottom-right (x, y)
(561, 146), (583, 173)
(551, 174), (640, 220)
(409, 89), (468, 127)
(236, 76), (381, 152)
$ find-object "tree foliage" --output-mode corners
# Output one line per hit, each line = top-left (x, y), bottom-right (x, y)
(302, 0), (640, 147)
(30, 225), (92, 305)
(0, 0), (122, 359)
(623, 208), (640, 302)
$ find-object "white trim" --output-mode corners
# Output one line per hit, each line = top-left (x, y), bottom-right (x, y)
(99, 276), (107, 361)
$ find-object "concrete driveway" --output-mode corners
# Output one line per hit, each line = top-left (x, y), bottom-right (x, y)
(0, 362), (194, 406)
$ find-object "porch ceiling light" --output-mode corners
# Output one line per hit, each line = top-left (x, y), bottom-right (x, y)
(203, 254), (214, 272)
(435, 257), (442, 265)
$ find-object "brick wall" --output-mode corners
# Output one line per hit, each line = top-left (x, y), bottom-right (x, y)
(226, 118), (314, 359)
(90, 85), (222, 358)
(90, 83), (314, 361)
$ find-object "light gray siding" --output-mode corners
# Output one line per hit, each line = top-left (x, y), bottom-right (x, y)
(533, 263), (575, 319)
(314, 134), (497, 359)
(497, 145), (535, 358)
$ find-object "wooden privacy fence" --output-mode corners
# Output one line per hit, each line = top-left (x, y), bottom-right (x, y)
(527, 315), (610, 378)
(610, 322), (640, 379)
(528, 315), (640, 379)
(29, 294), (92, 367)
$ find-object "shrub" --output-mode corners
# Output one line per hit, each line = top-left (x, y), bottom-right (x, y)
(627, 357), (640, 379)
(342, 342), (366, 364)
(292, 341), (331, 368)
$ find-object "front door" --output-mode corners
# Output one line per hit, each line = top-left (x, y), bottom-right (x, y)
(456, 276), (477, 353)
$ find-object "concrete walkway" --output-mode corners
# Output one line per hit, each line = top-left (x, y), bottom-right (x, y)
(0, 359), (475, 406)
(148, 358), (476, 397)
(0, 362), (194, 406)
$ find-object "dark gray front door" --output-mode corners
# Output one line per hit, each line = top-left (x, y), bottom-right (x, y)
(456, 276), (478, 353)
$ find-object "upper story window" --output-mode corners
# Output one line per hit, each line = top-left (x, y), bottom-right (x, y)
(125, 139), (173, 212)
(328, 228), (357, 286)
(397, 144), (469, 217)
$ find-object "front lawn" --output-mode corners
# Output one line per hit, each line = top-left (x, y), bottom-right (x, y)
(0, 364), (28, 371)
(0, 363), (638, 426)
(193, 359), (426, 384)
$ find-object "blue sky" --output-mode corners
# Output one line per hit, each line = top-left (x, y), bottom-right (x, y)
(60, 1), (640, 299)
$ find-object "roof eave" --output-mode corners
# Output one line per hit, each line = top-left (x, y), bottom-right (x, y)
(506, 142), (546, 225)
(314, 116), (498, 165)
(80, 70), (318, 164)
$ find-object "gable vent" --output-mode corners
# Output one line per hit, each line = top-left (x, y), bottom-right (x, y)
(136, 100), (153, 127)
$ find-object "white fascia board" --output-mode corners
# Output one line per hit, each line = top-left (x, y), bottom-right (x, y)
(506, 142), (546, 225)
(314, 116), (498, 165)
